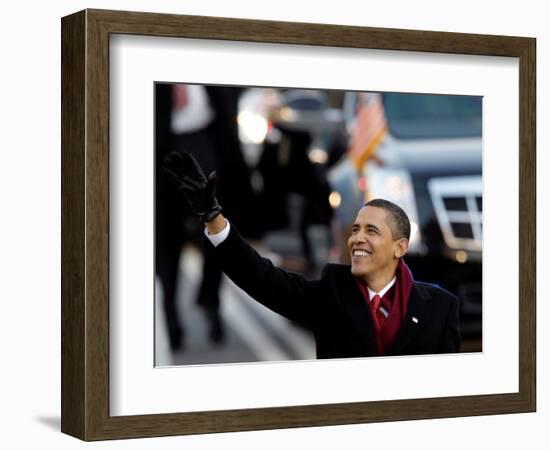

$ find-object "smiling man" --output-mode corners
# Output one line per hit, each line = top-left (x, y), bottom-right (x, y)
(163, 152), (461, 358)
(349, 203), (409, 291)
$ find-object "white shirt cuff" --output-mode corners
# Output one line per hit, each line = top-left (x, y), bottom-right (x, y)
(204, 220), (231, 247)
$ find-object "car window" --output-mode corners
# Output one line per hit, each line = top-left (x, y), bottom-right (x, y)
(383, 93), (482, 139)
(286, 97), (325, 111)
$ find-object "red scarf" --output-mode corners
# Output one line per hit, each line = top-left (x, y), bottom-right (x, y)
(356, 258), (414, 355)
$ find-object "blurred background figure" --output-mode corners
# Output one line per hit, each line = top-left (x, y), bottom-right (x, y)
(155, 83), (257, 351)
(243, 88), (347, 277)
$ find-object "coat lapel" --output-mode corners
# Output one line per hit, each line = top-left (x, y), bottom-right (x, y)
(337, 268), (378, 355)
(387, 282), (431, 355)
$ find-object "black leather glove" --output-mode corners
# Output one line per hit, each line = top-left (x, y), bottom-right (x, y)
(162, 152), (223, 223)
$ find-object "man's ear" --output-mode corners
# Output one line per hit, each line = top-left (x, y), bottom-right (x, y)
(394, 238), (409, 258)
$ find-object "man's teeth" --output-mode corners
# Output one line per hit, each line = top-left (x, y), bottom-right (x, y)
(353, 250), (370, 256)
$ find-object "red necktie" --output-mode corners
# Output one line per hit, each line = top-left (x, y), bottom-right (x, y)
(371, 294), (385, 329)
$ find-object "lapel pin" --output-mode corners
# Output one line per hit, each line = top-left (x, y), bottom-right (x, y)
(412, 317), (419, 324)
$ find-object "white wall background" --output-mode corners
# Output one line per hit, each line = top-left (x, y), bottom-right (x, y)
(0, 0), (546, 448)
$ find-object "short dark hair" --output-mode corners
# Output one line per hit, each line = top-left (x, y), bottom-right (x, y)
(364, 199), (411, 241)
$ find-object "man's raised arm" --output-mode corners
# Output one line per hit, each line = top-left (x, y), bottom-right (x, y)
(163, 151), (229, 243)
(162, 151), (224, 224)
(162, 151), (321, 327)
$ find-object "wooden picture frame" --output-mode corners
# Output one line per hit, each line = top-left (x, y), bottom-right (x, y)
(61, 8), (536, 441)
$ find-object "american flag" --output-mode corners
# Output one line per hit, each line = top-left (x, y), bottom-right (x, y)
(348, 93), (387, 170)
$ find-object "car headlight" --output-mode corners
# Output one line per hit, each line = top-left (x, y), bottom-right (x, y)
(362, 164), (424, 254)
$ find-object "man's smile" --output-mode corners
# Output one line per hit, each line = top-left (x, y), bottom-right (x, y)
(352, 248), (372, 257)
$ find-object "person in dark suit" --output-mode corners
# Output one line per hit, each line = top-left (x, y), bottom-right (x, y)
(155, 84), (257, 350)
(163, 152), (461, 358)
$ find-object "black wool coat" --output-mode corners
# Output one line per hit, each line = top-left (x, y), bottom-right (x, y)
(205, 224), (461, 359)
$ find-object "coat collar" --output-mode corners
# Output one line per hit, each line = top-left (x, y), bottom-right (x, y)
(337, 267), (378, 355)
(332, 266), (432, 357)
(386, 282), (432, 355)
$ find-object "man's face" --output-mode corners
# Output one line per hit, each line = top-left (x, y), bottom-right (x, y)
(347, 206), (408, 282)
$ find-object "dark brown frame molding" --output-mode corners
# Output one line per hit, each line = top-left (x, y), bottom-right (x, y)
(61, 9), (536, 441)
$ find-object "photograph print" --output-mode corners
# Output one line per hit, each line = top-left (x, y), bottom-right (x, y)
(154, 83), (483, 367)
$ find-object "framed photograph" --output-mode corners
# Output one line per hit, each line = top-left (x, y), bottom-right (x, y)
(61, 9), (536, 441)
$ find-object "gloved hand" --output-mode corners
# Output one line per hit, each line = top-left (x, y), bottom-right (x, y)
(162, 152), (223, 223)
